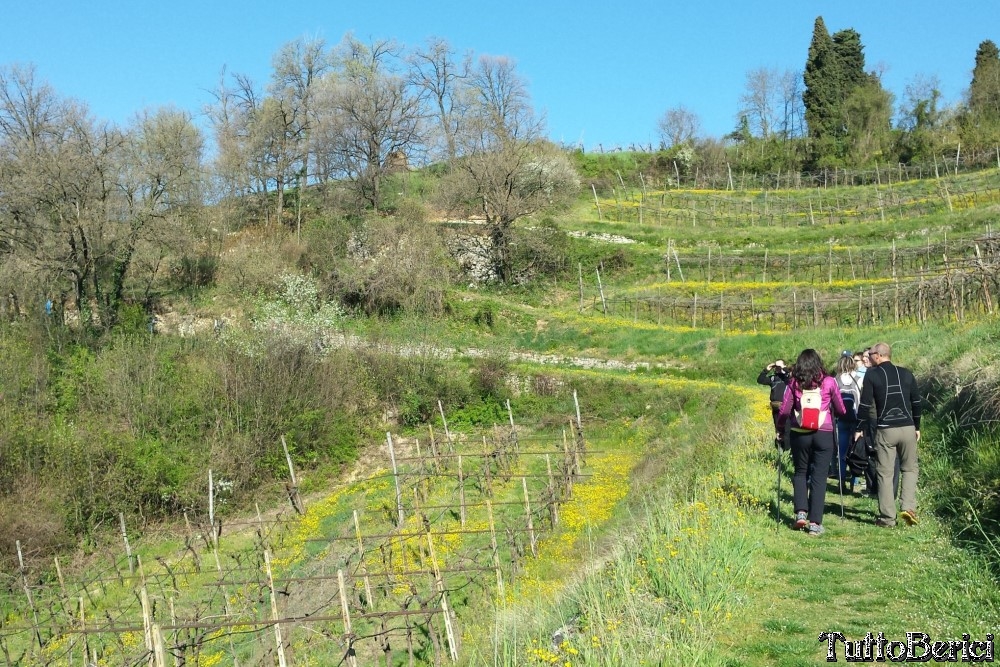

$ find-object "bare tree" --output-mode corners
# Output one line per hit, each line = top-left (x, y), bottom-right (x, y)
(0, 66), (202, 326)
(315, 35), (425, 212)
(778, 69), (806, 138)
(269, 36), (332, 186)
(441, 55), (578, 283)
(207, 70), (301, 223)
(657, 105), (701, 148)
(407, 37), (472, 167)
(739, 67), (780, 138)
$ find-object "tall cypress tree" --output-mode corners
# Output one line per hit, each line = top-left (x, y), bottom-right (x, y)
(804, 18), (890, 165)
(803, 17), (839, 141)
(833, 29), (866, 91)
(962, 39), (1000, 150)
(969, 39), (1000, 118)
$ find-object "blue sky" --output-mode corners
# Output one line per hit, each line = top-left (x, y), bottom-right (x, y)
(1, 1), (994, 151)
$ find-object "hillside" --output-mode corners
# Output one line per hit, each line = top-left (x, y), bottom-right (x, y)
(2, 165), (1000, 666)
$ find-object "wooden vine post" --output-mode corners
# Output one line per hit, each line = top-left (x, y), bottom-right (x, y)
(458, 455), (466, 527)
(506, 399), (519, 456)
(545, 454), (559, 527)
(353, 510), (374, 608)
(120, 512), (135, 574)
(337, 569), (358, 667)
(522, 477), (537, 557)
(562, 430), (574, 498)
(438, 400), (454, 453)
(427, 424), (441, 472)
(596, 269), (607, 314)
(16, 540), (42, 649)
(140, 585), (155, 667)
(264, 550), (289, 667)
(387, 432), (405, 527)
(281, 435), (304, 514)
(425, 531), (459, 662)
(486, 499), (505, 600)
(572, 390), (586, 462)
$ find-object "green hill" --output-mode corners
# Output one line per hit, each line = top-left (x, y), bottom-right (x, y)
(2, 163), (1000, 666)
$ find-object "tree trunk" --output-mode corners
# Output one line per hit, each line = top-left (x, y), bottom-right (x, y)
(489, 220), (513, 283)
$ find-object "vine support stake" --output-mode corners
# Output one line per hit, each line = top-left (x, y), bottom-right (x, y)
(265, 551), (289, 667)
(281, 435), (304, 514)
(486, 499), (504, 600)
(120, 512), (135, 574)
(16, 540), (42, 649)
(522, 477), (537, 557)
(386, 432), (405, 527)
(337, 569), (357, 667)
(438, 400), (454, 453)
(353, 510), (373, 608)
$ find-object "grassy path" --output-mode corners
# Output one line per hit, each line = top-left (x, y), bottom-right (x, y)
(715, 472), (999, 666)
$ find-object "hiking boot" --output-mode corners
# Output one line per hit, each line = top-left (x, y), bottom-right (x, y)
(792, 511), (808, 530)
(807, 522), (825, 537)
(900, 510), (918, 526)
(875, 517), (895, 528)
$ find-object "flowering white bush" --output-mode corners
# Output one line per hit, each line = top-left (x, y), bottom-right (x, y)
(223, 273), (344, 355)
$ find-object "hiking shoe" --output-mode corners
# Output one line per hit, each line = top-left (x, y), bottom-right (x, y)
(900, 510), (918, 526)
(792, 511), (808, 530)
(807, 522), (825, 537)
(875, 517), (895, 528)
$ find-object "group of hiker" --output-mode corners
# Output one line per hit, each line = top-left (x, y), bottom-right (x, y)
(757, 344), (921, 536)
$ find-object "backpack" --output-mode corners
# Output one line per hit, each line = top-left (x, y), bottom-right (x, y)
(769, 377), (787, 409)
(836, 374), (860, 422)
(846, 431), (873, 477)
(795, 386), (828, 430)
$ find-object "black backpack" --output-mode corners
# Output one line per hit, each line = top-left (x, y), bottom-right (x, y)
(846, 431), (873, 477)
(768, 375), (788, 407)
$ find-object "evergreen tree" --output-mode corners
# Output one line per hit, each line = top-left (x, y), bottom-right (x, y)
(803, 17), (891, 166)
(960, 39), (1000, 151)
(803, 17), (840, 141)
(969, 39), (1000, 119)
(833, 29), (867, 91)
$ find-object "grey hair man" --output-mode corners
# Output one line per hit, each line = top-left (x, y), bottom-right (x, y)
(854, 342), (921, 527)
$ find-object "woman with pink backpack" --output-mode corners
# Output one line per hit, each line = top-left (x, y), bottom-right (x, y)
(776, 349), (848, 536)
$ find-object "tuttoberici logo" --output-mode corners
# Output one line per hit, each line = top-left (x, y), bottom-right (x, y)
(819, 631), (994, 662)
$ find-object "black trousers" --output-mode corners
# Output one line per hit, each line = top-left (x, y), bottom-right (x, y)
(791, 429), (836, 525)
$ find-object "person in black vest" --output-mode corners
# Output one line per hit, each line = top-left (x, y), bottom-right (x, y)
(854, 342), (921, 527)
(758, 359), (790, 438)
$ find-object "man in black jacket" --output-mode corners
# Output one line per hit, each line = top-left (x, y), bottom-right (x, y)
(757, 359), (789, 434)
(854, 343), (921, 527)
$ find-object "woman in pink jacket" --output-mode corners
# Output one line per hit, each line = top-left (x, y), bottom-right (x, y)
(776, 349), (848, 536)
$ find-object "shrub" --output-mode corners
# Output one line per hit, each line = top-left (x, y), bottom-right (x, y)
(328, 216), (455, 316)
(472, 353), (512, 400)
